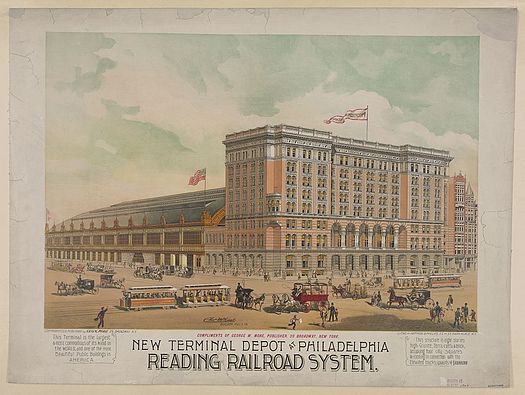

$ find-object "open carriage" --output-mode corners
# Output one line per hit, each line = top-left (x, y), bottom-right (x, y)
(350, 283), (368, 300)
(362, 276), (384, 288)
(99, 273), (125, 289)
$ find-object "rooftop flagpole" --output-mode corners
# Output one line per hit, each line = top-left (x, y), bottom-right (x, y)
(366, 105), (369, 141)
(203, 168), (207, 215)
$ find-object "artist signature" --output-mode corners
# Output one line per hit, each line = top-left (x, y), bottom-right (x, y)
(203, 317), (236, 323)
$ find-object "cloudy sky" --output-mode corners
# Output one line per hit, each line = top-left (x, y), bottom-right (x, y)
(46, 33), (479, 222)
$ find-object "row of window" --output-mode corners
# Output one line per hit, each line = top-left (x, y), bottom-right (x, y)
(409, 237), (443, 250)
(226, 234), (265, 248)
(46, 232), (200, 246)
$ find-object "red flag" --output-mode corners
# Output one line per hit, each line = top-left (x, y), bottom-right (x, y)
(188, 168), (207, 186)
(324, 107), (368, 124)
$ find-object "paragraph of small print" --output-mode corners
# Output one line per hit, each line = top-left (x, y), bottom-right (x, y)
(52, 332), (117, 364)
(405, 335), (468, 367)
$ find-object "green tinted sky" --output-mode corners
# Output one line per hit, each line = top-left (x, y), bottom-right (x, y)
(46, 33), (479, 220)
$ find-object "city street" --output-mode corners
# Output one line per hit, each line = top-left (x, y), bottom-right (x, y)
(45, 262), (477, 332)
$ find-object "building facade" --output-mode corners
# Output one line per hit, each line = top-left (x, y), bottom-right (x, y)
(45, 124), (478, 276)
(45, 188), (226, 272)
(448, 173), (478, 271)
(223, 124), (457, 277)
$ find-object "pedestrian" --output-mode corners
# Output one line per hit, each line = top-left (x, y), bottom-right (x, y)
(433, 302), (442, 323)
(463, 303), (469, 323)
(335, 308), (339, 321)
(446, 294), (453, 310)
(376, 291), (382, 306)
(321, 308), (326, 328)
(95, 306), (108, 329)
(288, 315), (301, 330)
(429, 302), (435, 321)
(453, 307), (462, 328)
(329, 303), (336, 322)
(470, 309), (476, 322)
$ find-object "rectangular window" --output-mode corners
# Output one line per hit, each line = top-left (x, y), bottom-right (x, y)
(184, 231), (202, 245)
(132, 233), (144, 245)
(147, 233), (161, 244)
(165, 232), (179, 244)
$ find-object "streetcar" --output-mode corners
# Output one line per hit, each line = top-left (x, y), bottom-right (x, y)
(392, 275), (427, 289)
(180, 283), (231, 307)
(120, 285), (177, 311)
(428, 274), (462, 288)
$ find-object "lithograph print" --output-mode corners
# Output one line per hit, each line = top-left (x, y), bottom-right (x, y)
(9, 8), (515, 386)
(44, 32), (479, 332)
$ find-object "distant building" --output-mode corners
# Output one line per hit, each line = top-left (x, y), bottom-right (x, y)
(45, 124), (477, 275)
(447, 173), (478, 271)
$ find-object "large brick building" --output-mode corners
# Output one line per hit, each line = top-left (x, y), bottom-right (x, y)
(223, 124), (457, 277)
(45, 124), (477, 276)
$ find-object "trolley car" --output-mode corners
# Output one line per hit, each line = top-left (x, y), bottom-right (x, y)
(428, 274), (462, 288)
(120, 285), (177, 311)
(180, 283), (231, 307)
(392, 275), (427, 289)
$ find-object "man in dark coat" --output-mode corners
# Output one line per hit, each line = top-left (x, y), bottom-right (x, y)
(453, 308), (462, 328)
(329, 303), (336, 322)
(96, 307), (109, 328)
(463, 303), (469, 323)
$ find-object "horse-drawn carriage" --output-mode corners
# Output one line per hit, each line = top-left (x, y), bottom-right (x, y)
(332, 283), (352, 298)
(99, 273), (125, 289)
(55, 276), (98, 296)
(133, 265), (163, 281)
(234, 286), (265, 311)
(49, 260), (84, 273)
(332, 281), (369, 300)
(290, 282), (329, 312)
(386, 288), (434, 309)
(405, 289), (434, 309)
(49, 260), (71, 272)
(350, 283), (369, 300)
(362, 276), (384, 288)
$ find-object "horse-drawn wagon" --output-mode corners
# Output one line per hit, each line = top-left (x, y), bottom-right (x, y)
(291, 282), (329, 312)
(99, 273), (125, 289)
(133, 265), (163, 281)
(386, 288), (434, 309)
(363, 276), (384, 288)
(405, 289), (434, 309)
(54, 275), (98, 296)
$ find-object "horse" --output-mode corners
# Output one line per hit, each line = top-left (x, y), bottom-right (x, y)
(55, 281), (68, 295)
(253, 293), (265, 311)
(387, 288), (407, 308)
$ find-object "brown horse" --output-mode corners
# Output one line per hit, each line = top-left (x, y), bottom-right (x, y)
(387, 288), (407, 308)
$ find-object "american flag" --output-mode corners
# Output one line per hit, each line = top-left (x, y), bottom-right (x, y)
(324, 107), (368, 124)
(188, 168), (206, 186)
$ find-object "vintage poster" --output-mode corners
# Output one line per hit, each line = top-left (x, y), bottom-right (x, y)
(8, 7), (516, 387)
